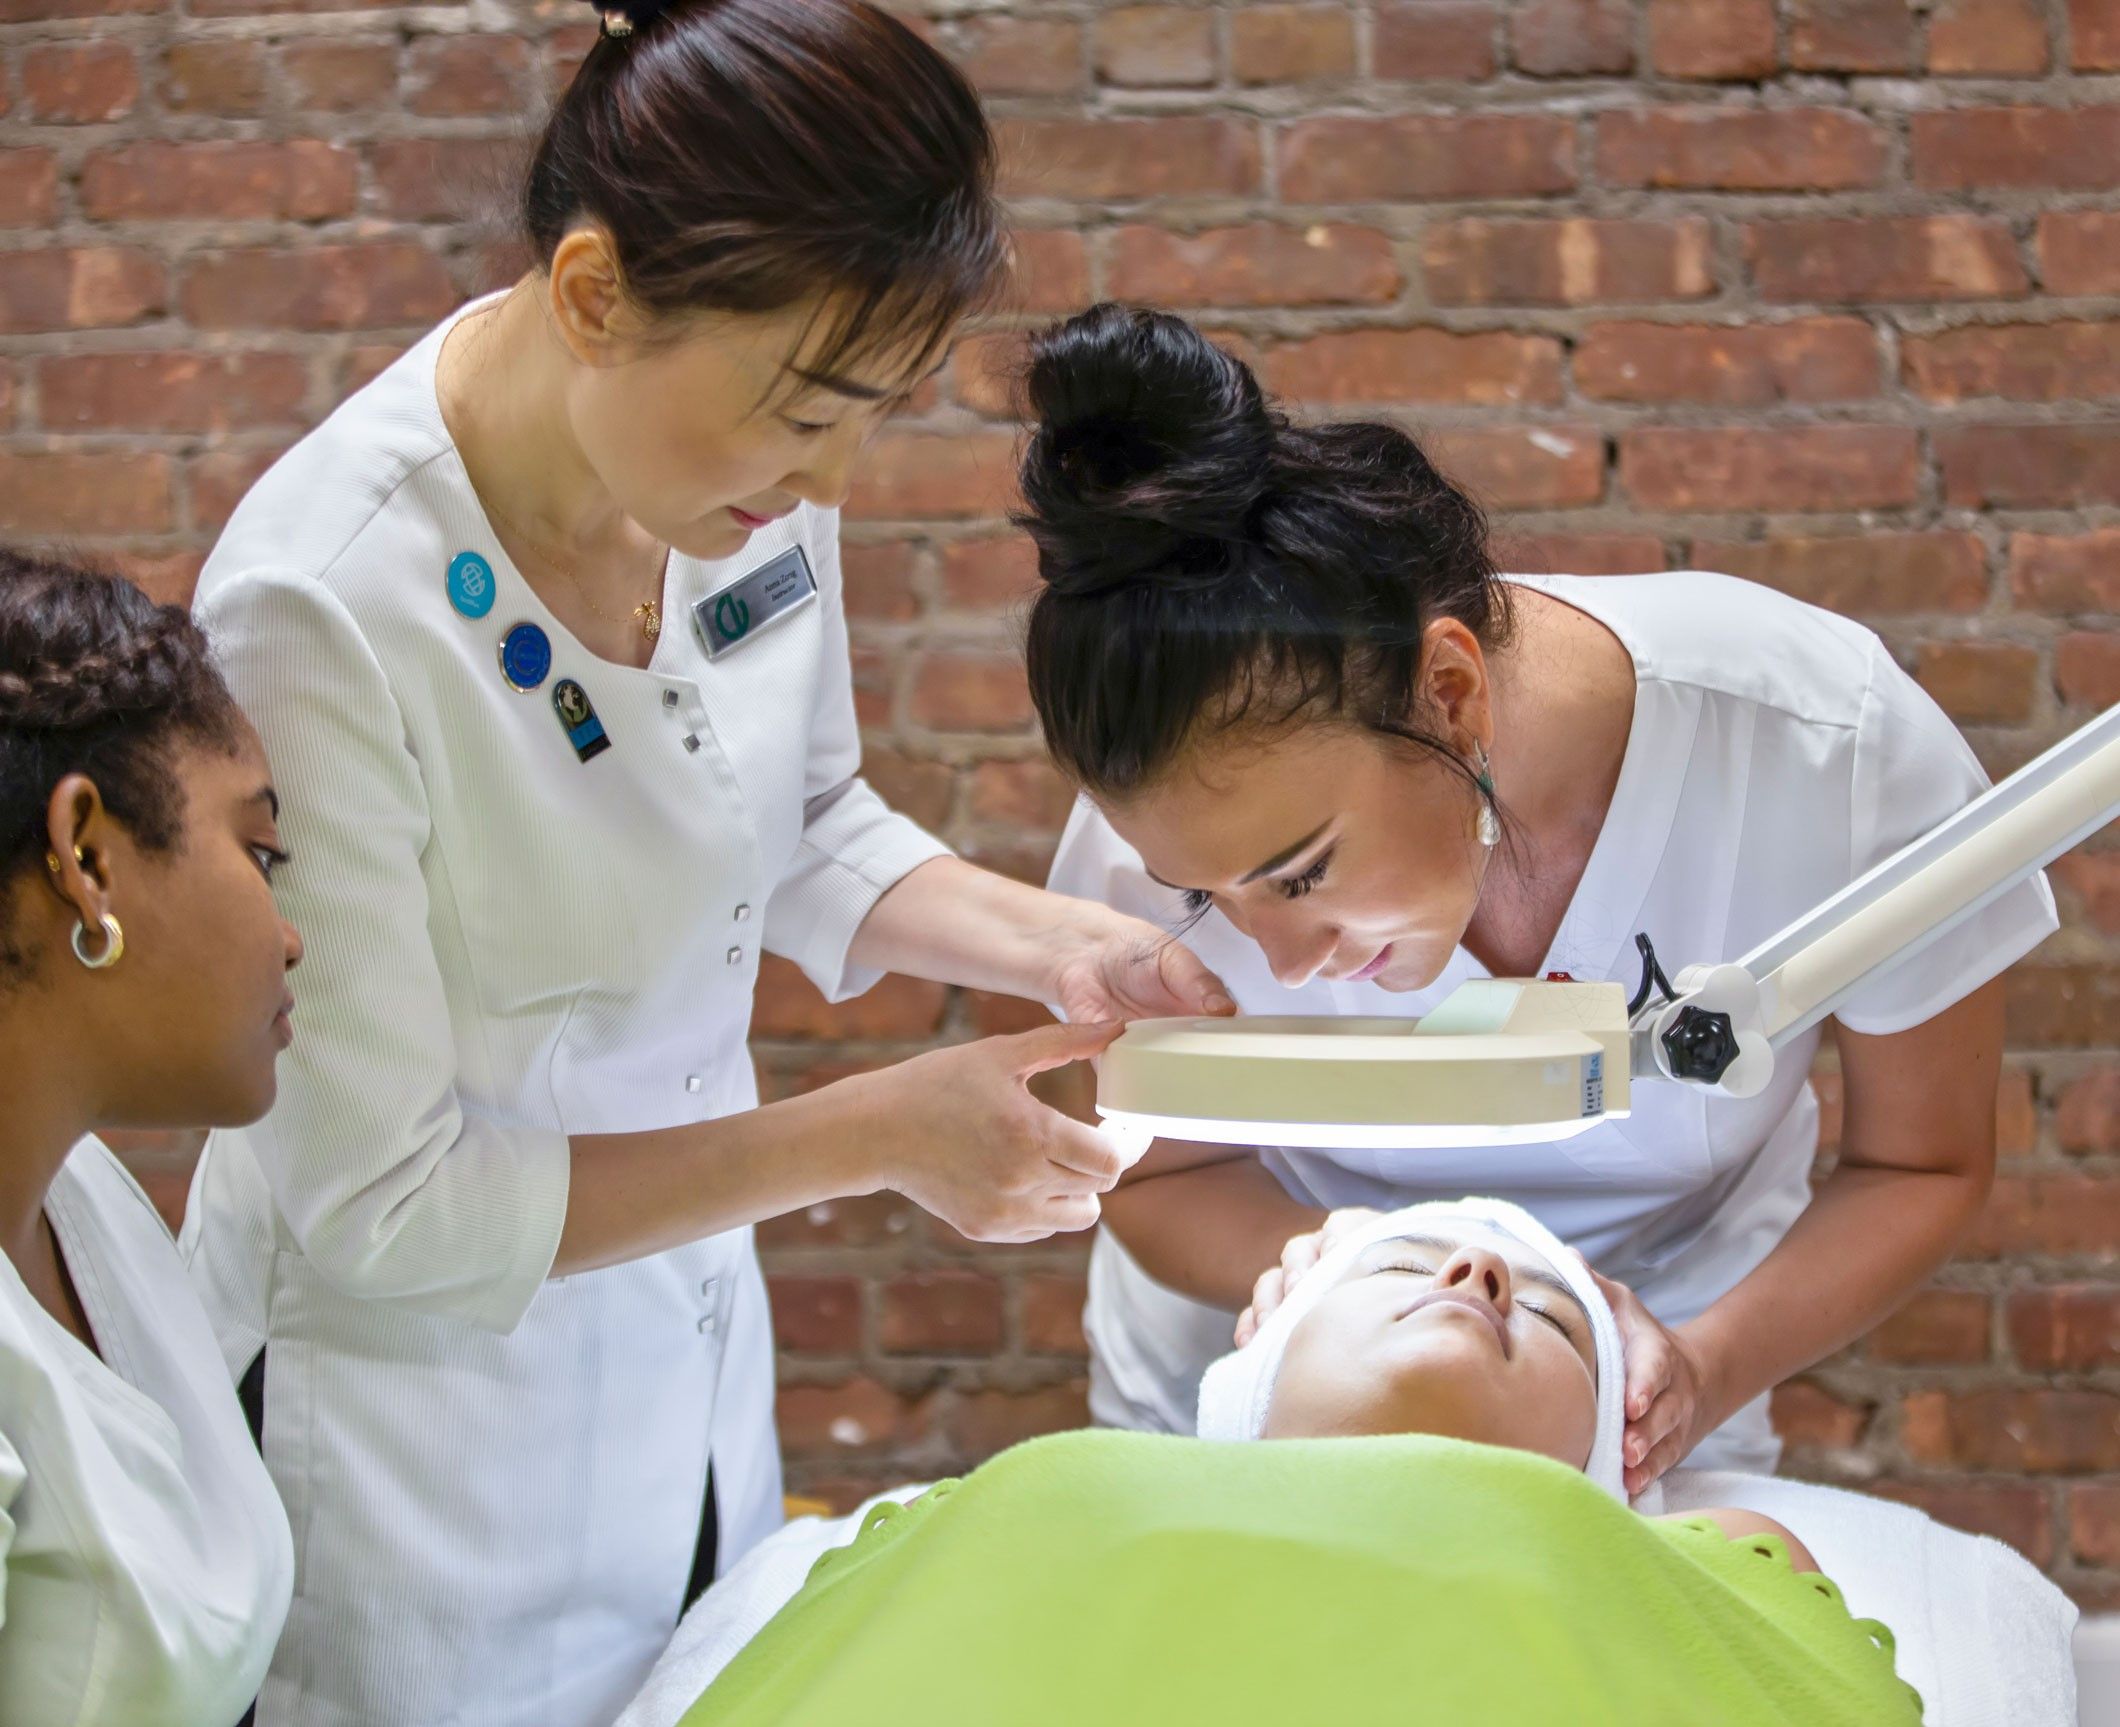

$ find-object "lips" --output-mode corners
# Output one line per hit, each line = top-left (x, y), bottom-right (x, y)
(1349, 943), (1395, 982)
(1398, 1288), (1511, 1359)
(729, 507), (782, 531)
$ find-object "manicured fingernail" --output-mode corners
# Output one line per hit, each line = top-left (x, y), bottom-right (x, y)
(1206, 993), (1234, 1015)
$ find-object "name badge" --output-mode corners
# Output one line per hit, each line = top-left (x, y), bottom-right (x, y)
(693, 545), (819, 661)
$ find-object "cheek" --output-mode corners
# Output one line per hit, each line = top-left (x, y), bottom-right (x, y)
(576, 374), (776, 514)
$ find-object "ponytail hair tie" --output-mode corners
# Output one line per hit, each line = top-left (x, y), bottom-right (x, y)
(590, 0), (670, 37)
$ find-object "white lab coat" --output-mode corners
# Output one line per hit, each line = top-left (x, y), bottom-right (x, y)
(1048, 571), (2058, 1468)
(181, 303), (948, 1727)
(0, 1139), (292, 1727)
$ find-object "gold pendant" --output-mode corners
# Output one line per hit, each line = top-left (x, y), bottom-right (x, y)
(638, 600), (662, 640)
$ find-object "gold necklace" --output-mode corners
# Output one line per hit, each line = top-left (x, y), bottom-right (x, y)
(494, 512), (665, 642)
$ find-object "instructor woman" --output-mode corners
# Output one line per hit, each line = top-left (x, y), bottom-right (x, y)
(182, 10), (1224, 1725)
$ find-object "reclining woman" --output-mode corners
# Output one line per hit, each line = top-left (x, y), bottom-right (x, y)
(623, 1200), (1941, 1727)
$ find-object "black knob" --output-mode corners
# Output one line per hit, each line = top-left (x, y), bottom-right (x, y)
(1662, 1006), (1739, 1083)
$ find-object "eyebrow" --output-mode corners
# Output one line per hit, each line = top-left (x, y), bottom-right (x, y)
(1143, 820), (1336, 896)
(1375, 1234), (1590, 1317)
(248, 786), (280, 821)
(790, 351), (951, 405)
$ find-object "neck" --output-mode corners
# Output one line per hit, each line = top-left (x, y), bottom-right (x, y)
(0, 998), (97, 1269)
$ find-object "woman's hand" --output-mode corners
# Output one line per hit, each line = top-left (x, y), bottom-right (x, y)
(1580, 1260), (1723, 1497)
(1044, 903), (1235, 1025)
(850, 1020), (1133, 1244)
(1233, 1206), (1379, 1346)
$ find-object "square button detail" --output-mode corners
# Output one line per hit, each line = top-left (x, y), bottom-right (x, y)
(733, 904), (751, 923)
(726, 947), (743, 965)
(685, 1074), (703, 1094)
(662, 689), (680, 710)
(683, 735), (701, 753)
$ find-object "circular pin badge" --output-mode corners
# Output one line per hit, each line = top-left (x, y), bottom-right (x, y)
(447, 551), (496, 620)
(497, 621), (552, 692)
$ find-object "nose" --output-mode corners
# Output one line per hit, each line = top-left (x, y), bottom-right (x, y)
(784, 423), (867, 513)
(1435, 1244), (1513, 1316)
(1240, 901), (1341, 991)
(282, 917), (304, 972)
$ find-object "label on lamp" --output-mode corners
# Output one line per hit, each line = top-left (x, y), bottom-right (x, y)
(1582, 1051), (1604, 1116)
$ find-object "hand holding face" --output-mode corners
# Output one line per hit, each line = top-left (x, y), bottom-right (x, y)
(1577, 1257), (1720, 1497)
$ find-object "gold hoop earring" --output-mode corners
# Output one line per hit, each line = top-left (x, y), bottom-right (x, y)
(71, 913), (124, 971)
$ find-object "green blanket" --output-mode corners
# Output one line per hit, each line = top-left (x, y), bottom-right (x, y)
(685, 1429), (1921, 1726)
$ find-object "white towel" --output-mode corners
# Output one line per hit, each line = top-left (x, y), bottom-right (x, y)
(1194, 1198), (1636, 1504)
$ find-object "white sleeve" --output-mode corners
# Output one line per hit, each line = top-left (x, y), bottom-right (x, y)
(197, 569), (570, 1332)
(760, 515), (951, 1003)
(1832, 639), (2060, 1036)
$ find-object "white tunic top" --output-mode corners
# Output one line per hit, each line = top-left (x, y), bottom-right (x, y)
(181, 302), (948, 1727)
(1, 1139), (292, 1727)
(1049, 572), (2058, 1469)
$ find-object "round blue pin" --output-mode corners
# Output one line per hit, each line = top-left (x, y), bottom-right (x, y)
(497, 621), (552, 692)
(447, 551), (496, 620)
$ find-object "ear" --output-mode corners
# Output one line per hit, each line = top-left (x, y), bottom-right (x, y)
(1418, 616), (1494, 752)
(544, 226), (636, 362)
(42, 773), (116, 931)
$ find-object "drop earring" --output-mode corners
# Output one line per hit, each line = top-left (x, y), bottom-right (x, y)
(1474, 745), (1500, 849)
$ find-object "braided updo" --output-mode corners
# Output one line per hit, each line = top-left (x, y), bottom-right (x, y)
(0, 549), (242, 972)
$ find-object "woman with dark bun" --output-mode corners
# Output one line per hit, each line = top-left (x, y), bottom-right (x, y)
(0, 551), (300, 1726)
(1025, 305), (2055, 1501)
(182, 9), (1226, 1725)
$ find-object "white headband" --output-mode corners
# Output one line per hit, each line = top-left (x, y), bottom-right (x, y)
(1195, 1198), (1638, 1505)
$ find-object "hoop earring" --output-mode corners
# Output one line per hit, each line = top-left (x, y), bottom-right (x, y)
(71, 913), (124, 970)
(1473, 745), (1500, 850)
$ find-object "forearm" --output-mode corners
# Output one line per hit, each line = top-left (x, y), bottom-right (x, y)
(1103, 1156), (1323, 1311)
(846, 856), (1098, 999)
(557, 1083), (877, 1275)
(1680, 1159), (1990, 1431)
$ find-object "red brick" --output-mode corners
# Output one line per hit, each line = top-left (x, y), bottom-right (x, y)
(846, 430), (1016, 523)
(1268, 327), (1562, 406)
(1278, 115), (1575, 202)
(1621, 426), (1918, 513)
(2057, 1066), (2120, 1153)
(956, 18), (1084, 96)
(1648, 0), (1776, 77)
(105, 552), (204, 607)
(751, 954), (947, 1040)
(2009, 1286), (2120, 1371)
(1006, 229), (1091, 317)
(190, 448), (283, 536)
(1232, 5), (1355, 82)
(1596, 108), (1886, 192)
(2055, 854), (2120, 939)
(23, 43), (138, 123)
(1972, 1174), (2120, 1254)
(1907, 322), (2120, 403)
(776, 1376), (924, 1457)
(909, 652), (1034, 732)
(1869, 1480), (2053, 1567)
(1746, 217), (2027, 304)
(1787, 0), (1913, 70)
(1929, 0), (2049, 73)
(939, 534), (1040, 613)
(865, 750), (953, 838)
(0, 248), (163, 333)
(2013, 531), (2120, 615)
(339, 344), (405, 397)
(2006, 967), (2120, 1049)
(850, 645), (892, 729)
(1497, 532), (1666, 576)
(0, 360), (14, 431)
(968, 758), (1076, 829)
(1902, 1387), (2120, 1473)
(1018, 1276), (1089, 1361)
(881, 1270), (1005, 1353)
(369, 138), (523, 224)
(406, 34), (531, 116)
(1511, 0), (1633, 73)
(40, 351), (310, 434)
(2040, 212), (2120, 296)
(1914, 107), (2120, 191)
(839, 541), (920, 624)
(1866, 1289), (1991, 1365)
(768, 1275), (863, 1354)
(940, 1381), (1089, 1458)
(1111, 223), (1400, 308)
(0, 151), (58, 226)
(161, 40), (267, 114)
(1938, 425), (2120, 509)
(1424, 217), (1710, 307)
(0, 0), (159, 17)
(1433, 427), (1605, 510)
(1000, 118), (1260, 200)
(82, 142), (358, 222)
(1576, 319), (1880, 405)
(2071, 1484), (2120, 1566)
(1092, 7), (1215, 86)
(0, 452), (174, 536)
(2077, 0), (2120, 66)
(1770, 1380), (1871, 1451)
(181, 243), (457, 332)
(2058, 632), (2120, 709)
(1914, 641), (2040, 726)
(1374, 3), (1499, 79)
(280, 40), (397, 108)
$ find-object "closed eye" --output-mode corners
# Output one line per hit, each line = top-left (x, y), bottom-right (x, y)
(250, 844), (290, 883)
(1276, 852), (1330, 901)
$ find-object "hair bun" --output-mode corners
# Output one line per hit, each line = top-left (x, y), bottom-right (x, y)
(1018, 303), (1275, 597)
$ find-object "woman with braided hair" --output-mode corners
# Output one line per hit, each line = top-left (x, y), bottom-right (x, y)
(0, 549), (299, 1726)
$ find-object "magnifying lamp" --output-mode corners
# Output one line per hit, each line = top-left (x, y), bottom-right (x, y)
(1097, 703), (2120, 1154)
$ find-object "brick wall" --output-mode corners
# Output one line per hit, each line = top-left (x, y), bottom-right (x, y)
(4, 0), (2120, 1598)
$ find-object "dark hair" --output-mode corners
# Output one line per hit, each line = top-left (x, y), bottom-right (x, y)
(525, 0), (1008, 388)
(1017, 305), (1511, 804)
(0, 550), (243, 972)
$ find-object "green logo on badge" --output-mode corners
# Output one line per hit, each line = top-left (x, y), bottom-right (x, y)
(714, 592), (752, 643)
